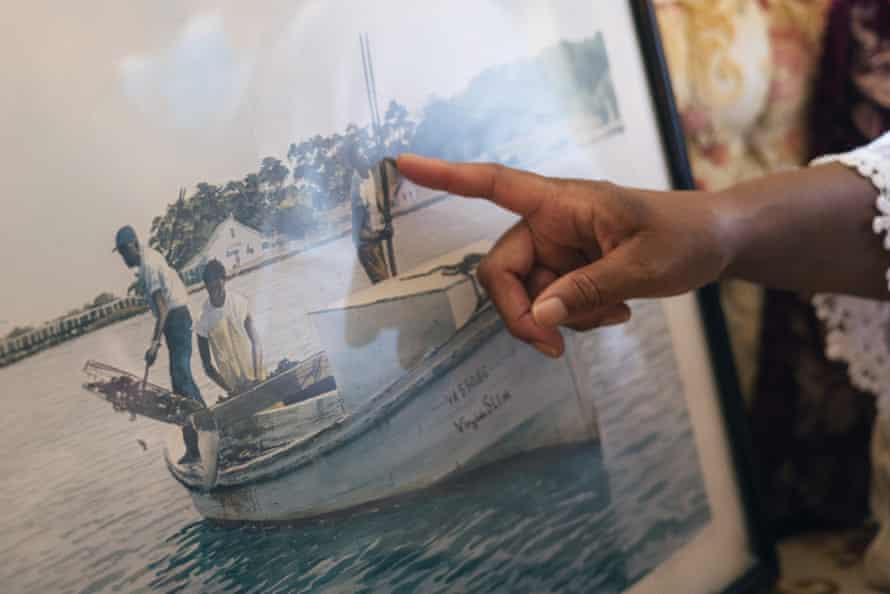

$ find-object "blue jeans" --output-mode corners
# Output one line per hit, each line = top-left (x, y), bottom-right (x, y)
(164, 306), (205, 407)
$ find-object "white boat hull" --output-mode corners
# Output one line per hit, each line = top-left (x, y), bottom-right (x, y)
(166, 308), (598, 522)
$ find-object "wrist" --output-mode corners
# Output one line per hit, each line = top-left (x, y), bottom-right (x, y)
(711, 187), (748, 282)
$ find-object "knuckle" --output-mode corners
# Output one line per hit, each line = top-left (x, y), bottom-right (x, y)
(580, 179), (616, 200)
(487, 162), (507, 197)
(587, 179), (615, 193)
(503, 315), (533, 343)
(568, 272), (604, 309)
(505, 322), (524, 341)
(476, 257), (495, 287)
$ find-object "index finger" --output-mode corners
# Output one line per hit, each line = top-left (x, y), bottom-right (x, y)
(396, 153), (556, 217)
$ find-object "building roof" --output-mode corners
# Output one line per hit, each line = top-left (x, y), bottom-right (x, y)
(182, 214), (266, 271)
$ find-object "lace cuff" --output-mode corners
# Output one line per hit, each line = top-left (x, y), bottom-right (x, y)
(811, 132), (890, 412)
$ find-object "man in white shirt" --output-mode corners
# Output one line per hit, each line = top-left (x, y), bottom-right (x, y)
(195, 259), (265, 398)
(114, 225), (204, 464)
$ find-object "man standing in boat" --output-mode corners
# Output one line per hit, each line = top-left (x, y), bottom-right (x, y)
(195, 259), (266, 399)
(349, 147), (395, 284)
(114, 225), (205, 464)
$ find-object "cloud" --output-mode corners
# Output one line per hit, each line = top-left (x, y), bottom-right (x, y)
(120, 12), (253, 128)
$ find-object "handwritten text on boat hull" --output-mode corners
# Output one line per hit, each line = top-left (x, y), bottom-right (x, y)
(453, 391), (513, 433)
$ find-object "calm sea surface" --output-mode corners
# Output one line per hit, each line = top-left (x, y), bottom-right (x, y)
(0, 196), (709, 593)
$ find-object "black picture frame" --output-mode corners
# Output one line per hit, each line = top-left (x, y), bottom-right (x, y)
(631, 1), (779, 592)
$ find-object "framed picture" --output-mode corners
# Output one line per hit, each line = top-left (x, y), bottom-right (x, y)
(1, 1), (776, 592)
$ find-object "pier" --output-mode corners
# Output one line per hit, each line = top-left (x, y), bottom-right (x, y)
(0, 296), (147, 368)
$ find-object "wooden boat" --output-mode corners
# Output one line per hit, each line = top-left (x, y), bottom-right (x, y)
(158, 242), (601, 522)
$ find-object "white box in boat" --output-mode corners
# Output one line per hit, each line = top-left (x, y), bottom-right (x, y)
(309, 241), (491, 410)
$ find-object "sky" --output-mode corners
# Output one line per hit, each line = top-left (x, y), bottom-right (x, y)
(0, 0), (598, 328)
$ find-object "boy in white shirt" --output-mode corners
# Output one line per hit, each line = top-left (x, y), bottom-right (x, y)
(195, 259), (266, 399)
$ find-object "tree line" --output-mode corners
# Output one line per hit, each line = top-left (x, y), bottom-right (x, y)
(144, 35), (614, 277)
(146, 100), (416, 274)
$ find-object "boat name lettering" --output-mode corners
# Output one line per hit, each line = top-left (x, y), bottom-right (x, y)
(453, 391), (512, 433)
(446, 365), (490, 406)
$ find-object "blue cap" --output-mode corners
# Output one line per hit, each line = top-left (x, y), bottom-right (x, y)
(113, 225), (137, 252)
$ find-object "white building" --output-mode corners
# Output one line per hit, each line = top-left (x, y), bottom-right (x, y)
(181, 214), (277, 284)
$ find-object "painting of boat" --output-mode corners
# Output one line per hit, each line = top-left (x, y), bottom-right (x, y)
(149, 241), (600, 523)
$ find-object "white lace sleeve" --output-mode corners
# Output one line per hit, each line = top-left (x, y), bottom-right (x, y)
(812, 132), (890, 412)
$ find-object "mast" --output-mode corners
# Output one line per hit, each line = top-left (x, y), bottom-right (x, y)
(364, 33), (383, 143)
(360, 34), (382, 147)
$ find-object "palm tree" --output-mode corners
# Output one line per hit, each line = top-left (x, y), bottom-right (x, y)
(258, 157), (290, 209)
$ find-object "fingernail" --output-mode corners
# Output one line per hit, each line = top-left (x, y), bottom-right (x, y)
(533, 342), (562, 358)
(533, 297), (568, 327)
(601, 310), (631, 326)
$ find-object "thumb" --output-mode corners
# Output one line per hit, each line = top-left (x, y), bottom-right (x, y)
(530, 245), (651, 327)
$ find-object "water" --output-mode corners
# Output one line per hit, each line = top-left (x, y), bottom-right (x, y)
(0, 198), (709, 593)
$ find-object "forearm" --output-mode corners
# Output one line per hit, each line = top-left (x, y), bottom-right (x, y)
(151, 291), (168, 344)
(150, 317), (164, 345)
(251, 342), (262, 378)
(245, 317), (262, 379)
(206, 367), (231, 393)
(717, 162), (888, 299)
(199, 338), (230, 393)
